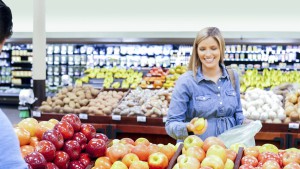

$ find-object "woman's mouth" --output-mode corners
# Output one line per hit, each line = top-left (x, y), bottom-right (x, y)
(204, 57), (214, 63)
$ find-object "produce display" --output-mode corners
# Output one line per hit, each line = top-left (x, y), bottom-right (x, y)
(241, 88), (286, 123)
(39, 85), (100, 114)
(112, 88), (173, 117)
(283, 90), (300, 123)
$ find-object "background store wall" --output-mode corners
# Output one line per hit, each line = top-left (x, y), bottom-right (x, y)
(4, 0), (300, 39)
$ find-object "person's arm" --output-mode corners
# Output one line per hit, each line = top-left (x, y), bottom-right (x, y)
(165, 75), (191, 140)
(233, 71), (244, 125)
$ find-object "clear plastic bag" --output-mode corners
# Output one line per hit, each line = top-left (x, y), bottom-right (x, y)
(217, 120), (262, 148)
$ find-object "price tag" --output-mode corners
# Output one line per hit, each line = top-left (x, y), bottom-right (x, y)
(32, 111), (41, 117)
(137, 116), (146, 122)
(112, 115), (121, 121)
(163, 117), (167, 123)
(79, 113), (88, 120)
(289, 123), (299, 129)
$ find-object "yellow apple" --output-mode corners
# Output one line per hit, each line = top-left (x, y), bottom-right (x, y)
(129, 161), (149, 169)
(122, 153), (139, 167)
(178, 156), (200, 169)
(111, 161), (128, 169)
(230, 142), (246, 153)
(184, 146), (206, 162)
(224, 159), (234, 169)
(261, 143), (279, 154)
(206, 145), (227, 163)
(183, 135), (204, 149)
(194, 118), (205, 131)
(201, 155), (224, 169)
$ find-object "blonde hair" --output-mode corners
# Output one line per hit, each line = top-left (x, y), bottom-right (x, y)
(188, 27), (225, 77)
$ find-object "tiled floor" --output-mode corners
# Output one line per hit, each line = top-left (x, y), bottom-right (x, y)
(0, 105), (22, 125)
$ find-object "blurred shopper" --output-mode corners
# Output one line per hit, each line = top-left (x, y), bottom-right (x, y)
(165, 27), (245, 142)
(0, 0), (28, 168)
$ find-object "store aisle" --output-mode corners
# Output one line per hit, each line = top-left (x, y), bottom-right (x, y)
(0, 106), (22, 125)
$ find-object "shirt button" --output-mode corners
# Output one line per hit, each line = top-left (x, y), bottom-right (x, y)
(218, 86), (221, 89)
(217, 94), (220, 97)
(220, 102), (222, 105)
(219, 79), (221, 82)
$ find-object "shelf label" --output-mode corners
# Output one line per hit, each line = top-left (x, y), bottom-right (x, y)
(289, 123), (299, 129)
(112, 115), (121, 121)
(137, 116), (146, 122)
(32, 111), (41, 117)
(163, 117), (167, 123)
(79, 113), (88, 120)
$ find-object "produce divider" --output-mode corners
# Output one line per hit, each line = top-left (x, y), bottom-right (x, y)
(166, 143), (183, 169)
(233, 147), (244, 169)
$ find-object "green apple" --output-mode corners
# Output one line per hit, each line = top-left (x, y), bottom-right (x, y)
(261, 143), (279, 154)
(224, 159), (234, 169)
(201, 155), (224, 169)
(230, 142), (246, 153)
(111, 161), (128, 169)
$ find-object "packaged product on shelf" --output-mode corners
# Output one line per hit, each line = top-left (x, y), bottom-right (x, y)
(60, 54), (67, 64)
(46, 54), (53, 65)
(47, 66), (53, 76)
(53, 54), (60, 65)
(74, 54), (81, 65)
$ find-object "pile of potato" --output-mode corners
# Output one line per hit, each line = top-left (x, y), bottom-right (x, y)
(284, 90), (300, 122)
(82, 90), (125, 115)
(272, 83), (297, 100)
(112, 87), (173, 117)
(39, 85), (100, 114)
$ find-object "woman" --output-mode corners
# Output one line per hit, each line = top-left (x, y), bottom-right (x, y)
(0, 1), (28, 168)
(165, 27), (244, 141)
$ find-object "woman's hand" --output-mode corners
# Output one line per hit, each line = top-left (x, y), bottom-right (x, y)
(243, 118), (253, 125)
(187, 117), (199, 132)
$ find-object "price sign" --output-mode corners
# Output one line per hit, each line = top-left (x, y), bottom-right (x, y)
(79, 113), (88, 120)
(289, 123), (299, 129)
(112, 115), (121, 121)
(32, 111), (41, 117)
(137, 116), (146, 122)
(163, 117), (167, 123)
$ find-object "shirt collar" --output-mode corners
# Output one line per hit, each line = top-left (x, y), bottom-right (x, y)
(196, 64), (230, 83)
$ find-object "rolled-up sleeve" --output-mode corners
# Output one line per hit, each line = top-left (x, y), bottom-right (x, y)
(165, 75), (191, 140)
(234, 71), (244, 125)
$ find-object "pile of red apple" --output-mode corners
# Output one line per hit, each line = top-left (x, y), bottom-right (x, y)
(17, 114), (109, 169)
(92, 137), (177, 169)
(239, 144), (300, 169)
(147, 67), (169, 77)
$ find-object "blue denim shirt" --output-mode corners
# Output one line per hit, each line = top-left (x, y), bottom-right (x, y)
(165, 64), (244, 141)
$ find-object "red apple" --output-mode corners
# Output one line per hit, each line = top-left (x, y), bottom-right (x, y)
(284, 162), (300, 169)
(35, 140), (56, 162)
(54, 121), (74, 140)
(239, 164), (255, 169)
(106, 143), (130, 163)
(68, 160), (85, 169)
(28, 164), (33, 169)
(63, 140), (81, 160)
(149, 144), (160, 155)
(262, 160), (280, 169)
(131, 144), (150, 161)
(61, 114), (82, 132)
(24, 151), (47, 169)
(159, 144), (176, 161)
(225, 149), (237, 162)
(282, 151), (300, 166)
(244, 147), (260, 158)
(53, 151), (70, 169)
(148, 152), (168, 169)
(202, 136), (225, 152)
(79, 153), (91, 167)
(72, 132), (87, 150)
(86, 138), (107, 158)
(258, 152), (282, 166)
(46, 162), (59, 169)
(95, 133), (109, 143)
(242, 155), (258, 167)
(80, 124), (96, 141)
(42, 129), (64, 150)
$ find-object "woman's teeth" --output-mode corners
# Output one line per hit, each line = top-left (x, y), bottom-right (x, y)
(205, 58), (214, 63)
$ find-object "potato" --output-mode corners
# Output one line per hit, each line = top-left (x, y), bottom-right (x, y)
(67, 86), (73, 92)
(79, 99), (89, 106)
(41, 101), (48, 106)
(94, 110), (104, 115)
(53, 106), (61, 113)
(69, 101), (76, 109)
(46, 97), (52, 104)
(67, 93), (77, 99)
(85, 93), (93, 100)
(55, 100), (64, 106)
(74, 109), (80, 114)
(91, 89), (100, 96)
(75, 103), (81, 109)
(63, 106), (73, 113)
(63, 98), (71, 104)
(80, 106), (89, 113)
(39, 105), (52, 112)
(102, 107), (111, 115)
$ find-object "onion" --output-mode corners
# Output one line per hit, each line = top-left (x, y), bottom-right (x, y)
(273, 118), (282, 124)
(268, 111), (277, 120)
(265, 119), (273, 123)
(277, 112), (286, 121)
(260, 113), (269, 121)
(247, 106), (256, 114)
(251, 112), (260, 120)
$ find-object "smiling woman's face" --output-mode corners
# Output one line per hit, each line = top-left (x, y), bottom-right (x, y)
(197, 37), (221, 70)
